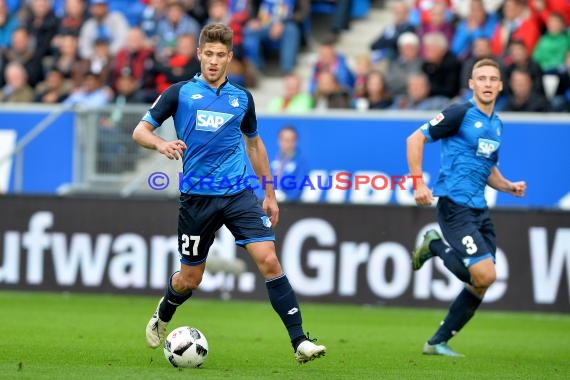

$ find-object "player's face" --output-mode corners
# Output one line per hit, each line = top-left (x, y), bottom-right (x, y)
(469, 65), (503, 106)
(198, 42), (233, 87)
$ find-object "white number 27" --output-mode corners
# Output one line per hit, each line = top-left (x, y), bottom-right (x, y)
(181, 234), (200, 256)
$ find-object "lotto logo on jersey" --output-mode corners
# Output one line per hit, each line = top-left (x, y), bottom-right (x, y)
(476, 138), (500, 158)
(196, 110), (234, 132)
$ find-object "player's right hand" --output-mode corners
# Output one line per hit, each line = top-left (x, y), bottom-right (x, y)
(414, 184), (434, 206)
(158, 140), (187, 160)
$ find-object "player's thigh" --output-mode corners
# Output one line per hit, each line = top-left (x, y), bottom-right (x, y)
(222, 190), (275, 247)
(437, 197), (494, 267)
(178, 194), (224, 266)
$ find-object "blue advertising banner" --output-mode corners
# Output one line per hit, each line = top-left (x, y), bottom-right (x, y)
(257, 113), (570, 209)
(0, 109), (75, 194)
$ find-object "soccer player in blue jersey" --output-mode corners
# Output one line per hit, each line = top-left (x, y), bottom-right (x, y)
(406, 58), (526, 357)
(132, 23), (326, 363)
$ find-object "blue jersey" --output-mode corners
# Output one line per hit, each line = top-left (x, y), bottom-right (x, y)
(142, 74), (258, 195)
(420, 99), (503, 209)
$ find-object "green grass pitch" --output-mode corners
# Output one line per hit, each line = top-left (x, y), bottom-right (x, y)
(0, 291), (569, 379)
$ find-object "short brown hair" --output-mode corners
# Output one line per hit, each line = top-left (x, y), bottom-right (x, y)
(198, 23), (233, 51)
(472, 58), (501, 77)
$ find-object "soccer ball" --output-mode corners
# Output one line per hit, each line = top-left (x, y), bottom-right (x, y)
(163, 326), (209, 368)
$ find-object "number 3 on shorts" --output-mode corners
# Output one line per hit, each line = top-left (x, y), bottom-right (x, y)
(461, 235), (478, 255)
(181, 234), (200, 256)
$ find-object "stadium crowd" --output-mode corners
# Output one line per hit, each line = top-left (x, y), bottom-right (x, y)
(0, 0), (569, 112)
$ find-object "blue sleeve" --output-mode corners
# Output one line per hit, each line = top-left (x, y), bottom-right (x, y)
(142, 82), (184, 128)
(420, 102), (471, 142)
(240, 89), (258, 138)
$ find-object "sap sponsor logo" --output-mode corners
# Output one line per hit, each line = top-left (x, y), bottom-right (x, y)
(196, 110), (233, 132)
(476, 138), (500, 158)
(429, 113), (444, 126)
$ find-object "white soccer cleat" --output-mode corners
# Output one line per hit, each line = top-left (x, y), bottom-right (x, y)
(146, 298), (168, 348)
(295, 339), (327, 363)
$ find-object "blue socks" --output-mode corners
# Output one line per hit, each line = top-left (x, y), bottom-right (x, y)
(430, 240), (472, 284)
(266, 274), (305, 347)
(158, 272), (193, 322)
(428, 287), (482, 345)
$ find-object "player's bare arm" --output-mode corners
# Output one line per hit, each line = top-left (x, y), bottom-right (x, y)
(245, 135), (279, 226)
(487, 166), (526, 197)
(406, 129), (434, 206)
(133, 121), (187, 160)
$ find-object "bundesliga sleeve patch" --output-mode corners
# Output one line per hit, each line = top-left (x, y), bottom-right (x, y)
(429, 113), (445, 126)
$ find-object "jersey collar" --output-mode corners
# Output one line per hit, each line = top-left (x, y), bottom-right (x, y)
(194, 73), (229, 95)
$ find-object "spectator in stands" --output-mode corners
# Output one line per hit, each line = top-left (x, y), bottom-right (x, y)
(107, 0), (146, 27)
(459, 37), (495, 96)
(111, 70), (147, 103)
(33, 68), (71, 103)
(63, 70), (112, 107)
(391, 72), (449, 111)
(503, 39), (544, 96)
(267, 73), (313, 112)
(87, 37), (113, 82)
(3, 27), (44, 86)
(270, 125), (307, 202)
(78, 0), (129, 59)
(308, 39), (354, 96)
(503, 67), (551, 112)
(111, 27), (156, 102)
(385, 31), (422, 97)
(0, 0), (20, 51)
(550, 50), (570, 111)
(313, 71), (351, 110)
(48, 33), (89, 88)
(532, 12), (570, 73)
(243, 0), (309, 75)
(327, 0), (353, 43)
(182, 0), (209, 26)
(410, 0), (453, 27)
(55, 0), (88, 39)
(140, 0), (168, 41)
(369, 0), (415, 63)
(529, 0), (570, 29)
(490, 0), (541, 58)
(0, 61), (34, 102)
(417, 0), (454, 58)
(452, 0), (503, 19)
(352, 53), (372, 100)
(155, 0), (200, 61)
(356, 69), (393, 110)
(23, 0), (59, 59)
(154, 33), (200, 93)
(421, 31), (461, 99)
(206, 0), (253, 87)
(451, 0), (498, 60)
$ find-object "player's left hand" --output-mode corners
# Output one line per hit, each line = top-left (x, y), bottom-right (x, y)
(509, 181), (526, 197)
(263, 196), (280, 227)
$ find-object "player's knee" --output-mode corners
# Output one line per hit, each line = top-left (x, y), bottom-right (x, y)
(257, 253), (282, 277)
(471, 270), (496, 289)
(177, 274), (203, 291)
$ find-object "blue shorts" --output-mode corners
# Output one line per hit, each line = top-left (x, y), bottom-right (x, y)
(177, 190), (275, 266)
(437, 197), (496, 268)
